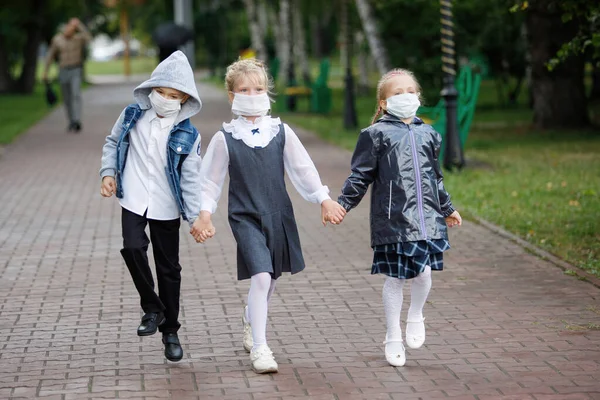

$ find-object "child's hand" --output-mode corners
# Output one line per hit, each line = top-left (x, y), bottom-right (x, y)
(321, 199), (346, 226)
(190, 211), (216, 243)
(100, 176), (116, 197)
(445, 211), (462, 228)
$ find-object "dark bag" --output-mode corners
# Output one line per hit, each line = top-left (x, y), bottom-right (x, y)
(45, 81), (58, 106)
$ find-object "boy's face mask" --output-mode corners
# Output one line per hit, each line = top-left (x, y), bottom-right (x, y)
(149, 90), (182, 117)
(385, 93), (421, 119)
(231, 93), (271, 117)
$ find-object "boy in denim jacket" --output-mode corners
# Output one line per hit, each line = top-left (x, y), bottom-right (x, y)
(99, 51), (202, 362)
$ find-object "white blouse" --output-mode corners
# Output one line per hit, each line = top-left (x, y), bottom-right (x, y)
(199, 116), (331, 213)
(120, 109), (182, 220)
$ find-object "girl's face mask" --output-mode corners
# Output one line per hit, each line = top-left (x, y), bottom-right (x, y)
(385, 93), (421, 119)
(149, 89), (182, 117)
(231, 92), (271, 117)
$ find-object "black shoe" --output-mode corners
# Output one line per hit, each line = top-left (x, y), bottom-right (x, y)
(137, 312), (165, 336)
(73, 122), (82, 132)
(162, 333), (183, 362)
(67, 122), (75, 132)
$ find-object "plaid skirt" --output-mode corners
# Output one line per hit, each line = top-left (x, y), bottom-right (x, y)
(372, 239), (450, 280)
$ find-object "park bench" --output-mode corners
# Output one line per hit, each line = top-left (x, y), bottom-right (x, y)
(418, 65), (482, 159)
(271, 58), (332, 114)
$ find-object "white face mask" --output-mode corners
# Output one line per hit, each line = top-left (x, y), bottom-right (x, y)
(149, 90), (182, 117)
(231, 93), (271, 117)
(385, 93), (421, 119)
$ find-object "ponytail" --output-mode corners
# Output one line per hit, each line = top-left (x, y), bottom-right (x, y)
(371, 105), (382, 125)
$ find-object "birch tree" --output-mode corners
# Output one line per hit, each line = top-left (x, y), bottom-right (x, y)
(243, 0), (268, 62)
(355, 0), (390, 74)
(278, 0), (293, 84)
(292, 0), (311, 85)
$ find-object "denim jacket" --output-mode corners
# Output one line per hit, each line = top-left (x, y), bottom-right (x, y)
(100, 104), (202, 223)
(338, 113), (455, 247)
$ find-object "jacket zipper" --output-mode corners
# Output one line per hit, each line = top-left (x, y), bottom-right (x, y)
(408, 126), (428, 239)
(388, 181), (392, 219)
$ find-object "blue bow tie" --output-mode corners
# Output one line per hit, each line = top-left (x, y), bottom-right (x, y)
(251, 128), (260, 135)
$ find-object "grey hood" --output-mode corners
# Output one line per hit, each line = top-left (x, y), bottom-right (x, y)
(133, 51), (202, 125)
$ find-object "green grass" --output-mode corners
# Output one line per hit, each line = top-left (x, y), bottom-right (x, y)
(85, 56), (157, 76)
(0, 84), (56, 144)
(272, 82), (600, 278)
(41, 56), (157, 80)
(1, 56), (156, 145)
(443, 128), (600, 276)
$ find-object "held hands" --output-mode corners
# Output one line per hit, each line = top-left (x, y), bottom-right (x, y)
(190, 211), (216, 243)
(321, 199), (347, 226)
(445, 210), (462, 228)
(100, 176), (116, 197)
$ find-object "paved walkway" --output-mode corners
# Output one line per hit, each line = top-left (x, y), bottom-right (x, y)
(0, 80), (599, 400)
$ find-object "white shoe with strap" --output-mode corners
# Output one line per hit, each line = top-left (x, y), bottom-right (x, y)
(405, 317), (426, 349)
(250, 344), (278, 374)
(384, 334), (406, 367)
(242, 306), (253, 352)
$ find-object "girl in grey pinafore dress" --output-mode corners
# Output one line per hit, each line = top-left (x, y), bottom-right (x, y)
(192, 57), (346, 375)
(224, 123), (305, 280)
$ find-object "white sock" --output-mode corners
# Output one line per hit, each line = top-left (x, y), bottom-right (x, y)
(383, 277), (405, 341)
(408, 266), (432, 321)
(246, 276), (276, 322)
(248, 272), (272, 350)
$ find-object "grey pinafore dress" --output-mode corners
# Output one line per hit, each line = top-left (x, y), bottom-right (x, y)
(224, 124), (306, 281)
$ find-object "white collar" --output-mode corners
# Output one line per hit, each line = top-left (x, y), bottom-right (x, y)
(223, 116), (281, 139)
(148, 108), (177, 129)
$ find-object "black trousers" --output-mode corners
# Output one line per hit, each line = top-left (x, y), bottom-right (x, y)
(120, 208), (181, 333)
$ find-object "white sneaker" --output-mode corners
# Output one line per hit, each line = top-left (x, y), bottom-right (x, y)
(250, 344), (278, 374)
(242, 306), (253, 352)
(405, 317), (426, 349)
(384, 334), (406, 367)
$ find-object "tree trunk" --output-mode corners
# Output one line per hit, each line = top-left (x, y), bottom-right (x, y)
(342, 0), (358, 128)
(354, 0), (390, 75)
(278, 0), (293, 85)
(526, 1), (588, 128)
(257, 0), (269, 38)
(243, 0), (268, 62)
(268, 8), (283, 63)
(0, 36), (15, 93)
(292, 0), (311, 85)
(356, 31), (370, 94)
(590, 62), (600, 101)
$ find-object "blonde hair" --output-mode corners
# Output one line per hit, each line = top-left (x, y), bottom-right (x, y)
(371, 68), (422, 124)
(224, 58), (275, 94)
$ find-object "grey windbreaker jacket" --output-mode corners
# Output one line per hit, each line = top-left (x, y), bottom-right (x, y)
(338, 113), (455, 247)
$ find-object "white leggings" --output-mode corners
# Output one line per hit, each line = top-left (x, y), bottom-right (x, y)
(246, 272), (277, 350)
(382, 266), (432, 340)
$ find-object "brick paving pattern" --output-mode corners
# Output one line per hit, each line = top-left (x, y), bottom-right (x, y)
(0, 81), (599, 400)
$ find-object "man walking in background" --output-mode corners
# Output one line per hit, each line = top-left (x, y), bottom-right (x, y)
(43, 18), (92, 133)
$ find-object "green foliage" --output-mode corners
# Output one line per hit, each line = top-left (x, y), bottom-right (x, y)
(548, 0), (600, 69)
(512, 0), (600, 70)
(371, 0), (526, 107)
(194, 0), (250, 73)
(0, 83), (54, 144)
(372, 0), (443, 101)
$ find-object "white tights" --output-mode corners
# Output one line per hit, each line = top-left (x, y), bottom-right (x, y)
(382, 266), (432, 341)
(246, 272), (277, 350)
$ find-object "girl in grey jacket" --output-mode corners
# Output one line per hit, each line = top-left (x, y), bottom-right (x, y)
(337, 68), (462, 367)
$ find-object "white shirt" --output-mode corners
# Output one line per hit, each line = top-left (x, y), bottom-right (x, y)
(199, 116), (331, 214)
(120, 109), (181, 220)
